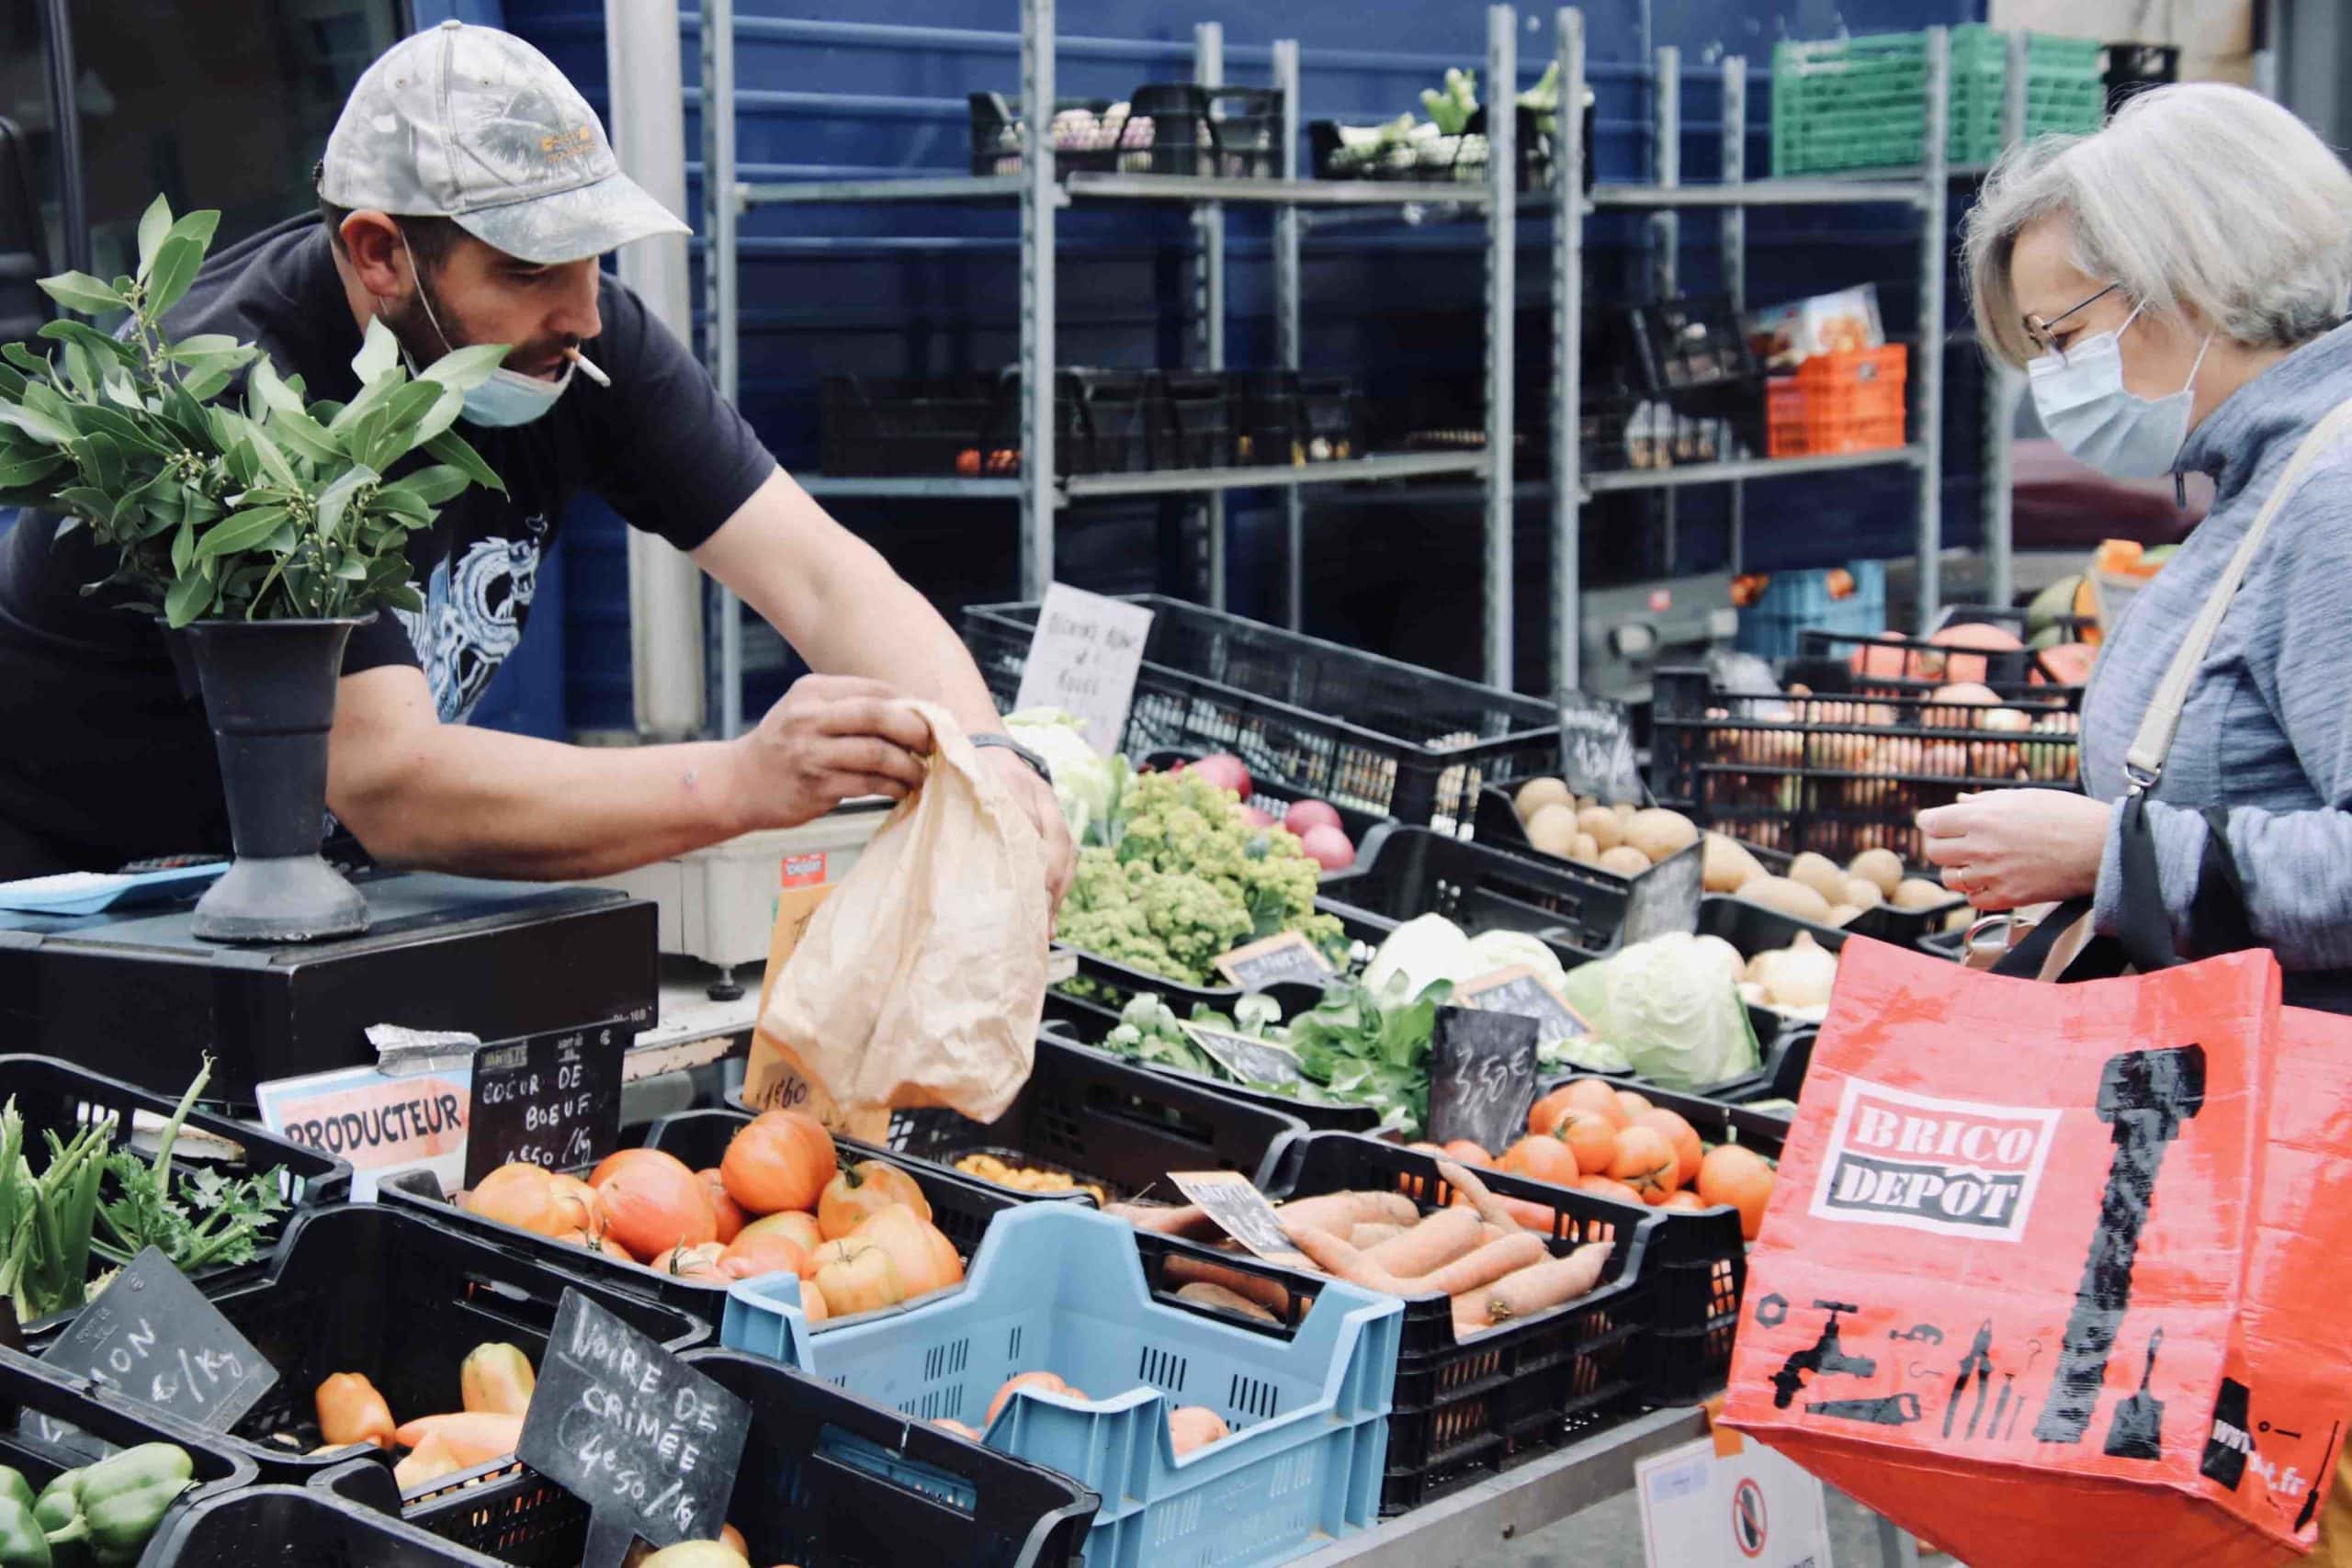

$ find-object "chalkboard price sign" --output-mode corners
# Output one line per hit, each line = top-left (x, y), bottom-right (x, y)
(1213, 931), (1335, 990)
(1558, 691), (1643, 805)
(44, 1247), (277, 1431)
(1457, 965), (1590, 1043)
(1426, 1006), (1540, 1156)
(1620, 839), (1704, 944)
(1182, 1023), (1306, 1088)
(519, 1290), (752, 1568)
(465, 1021), (626, 1188)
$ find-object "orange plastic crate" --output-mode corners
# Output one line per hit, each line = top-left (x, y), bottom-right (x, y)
(1765, 344), (1908, 457)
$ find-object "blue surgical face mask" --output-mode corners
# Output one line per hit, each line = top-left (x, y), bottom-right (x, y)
(396, 229), (573, 428)
(2027, 300), (2214, 479)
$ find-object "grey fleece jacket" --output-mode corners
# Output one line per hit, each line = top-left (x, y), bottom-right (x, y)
(2082, 320), (2352, 1010)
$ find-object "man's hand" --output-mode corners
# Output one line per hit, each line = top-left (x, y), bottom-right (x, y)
(980, 746), (1077, 912)
(1917, 788), (2111, 911)
(729, 674), (933, 829)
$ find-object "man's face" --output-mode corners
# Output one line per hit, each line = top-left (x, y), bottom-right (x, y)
(386, 231), (603, 383)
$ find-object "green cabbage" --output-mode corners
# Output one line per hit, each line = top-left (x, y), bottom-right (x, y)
(1600, 932), (1761, 1089)
(1464, 928), (1567, 988)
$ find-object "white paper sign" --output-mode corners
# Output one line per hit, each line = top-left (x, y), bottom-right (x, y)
(1012, 583), (1155, 752)
(254, 1058), (474, 1201)
(1636, 1435), (1833, 1568)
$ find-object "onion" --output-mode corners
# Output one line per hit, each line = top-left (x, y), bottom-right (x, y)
(1756, 933), (1838, 1010)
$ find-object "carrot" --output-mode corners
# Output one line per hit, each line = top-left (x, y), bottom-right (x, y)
(1274, 1190), (1415, 1235)
(1351, 1222), (1405, 1249)
(1453, 1242), (1613, 1337)
(1362, 1208), (1482, 1278)
(1161, 1251), (1293, 1315)
(1436, 1161), (1521, 1233)
(392, 1411), (526, 1466)
(1176, 1280), (1278, 1323)
(393, 1429), (463, 1492)
(1106, 1201), (1216, 1238)
(1284, 1226), (1415, 1294)
(1401, 1232), (1548, 1298)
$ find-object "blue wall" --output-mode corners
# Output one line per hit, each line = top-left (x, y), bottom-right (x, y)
(498, 0), (1986, 726)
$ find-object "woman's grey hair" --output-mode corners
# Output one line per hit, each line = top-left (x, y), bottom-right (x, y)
(1963, 83), (2352, 367)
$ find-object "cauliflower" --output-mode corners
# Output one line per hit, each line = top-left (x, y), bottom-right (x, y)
(1057, 769), (1342, 984)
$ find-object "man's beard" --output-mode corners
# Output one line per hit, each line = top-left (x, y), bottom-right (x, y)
(379, 284), (573, 381)
(378, 288), (457, 372)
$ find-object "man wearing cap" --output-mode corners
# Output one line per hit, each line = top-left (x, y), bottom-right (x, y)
(0, 23), (1073, 897)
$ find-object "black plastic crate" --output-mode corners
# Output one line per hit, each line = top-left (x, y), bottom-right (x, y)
(971, 85), (1282, 181)
(123, 1202), (707, 1493)
(1792, 619), (2093, 696)
(2103, 40), (2178, 114)
(0, 1053), (352, 1333)
(153, 1483), (503, 1568)
(1734, 836), (1966, 947)
(1650, 664), (2084, 865)
(1229, 369), (1363, 467)
(1257, 1132), (1671, 1509)
(0, 1345), (254, 1541)
(1147, 370), (1232, 469)
(964, 595), (1560, 830)
(1628, 296), (1764, 397)
(1039, 1012), (1387, 1137)
(382, 1112), (1039, 1327)
(882, 1035), (1305, 1202)
(1136, 749), (1392, 848)
(819, 368), (1148, 479)
(334, 1348), (1100, 1568)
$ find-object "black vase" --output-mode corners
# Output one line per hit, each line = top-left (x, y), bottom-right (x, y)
(181, 615), (373, 943)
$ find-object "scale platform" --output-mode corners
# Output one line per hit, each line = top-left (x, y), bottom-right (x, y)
(0, 873), (658, 1104)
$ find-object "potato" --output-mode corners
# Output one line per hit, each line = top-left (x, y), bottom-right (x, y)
(1526, 803), (1580, 858)
(1702, 832), (1764, 894)
(1514, 777), (1572, 823)
(1847, 848), (1904, 898)
(1597, 845), (1653, 877)
(1612, 802), (1635, 825)
(1571, 832), (1600, 861)
(1827, 903), (1862, 926)
(1577, 806), (1624, 852)
(1624, 807), (1699, 864)
(1894, 876), (1958, 911)
(1736, 874), (1836, 925)
(1841, 878), (1883, 910)
(1788, 852), (1848, 905)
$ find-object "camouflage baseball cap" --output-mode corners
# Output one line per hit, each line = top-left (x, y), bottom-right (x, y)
(319, 20), (688, 265)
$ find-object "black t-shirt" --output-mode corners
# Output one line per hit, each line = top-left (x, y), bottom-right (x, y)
(0, 215), (775, 876)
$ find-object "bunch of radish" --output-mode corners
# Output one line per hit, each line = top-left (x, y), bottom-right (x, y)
(1177, 751), (1356, 873)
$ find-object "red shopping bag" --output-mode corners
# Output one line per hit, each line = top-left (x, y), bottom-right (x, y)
(1721, 938), (2352, 1565)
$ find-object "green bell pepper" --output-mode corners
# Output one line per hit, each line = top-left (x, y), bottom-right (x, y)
(28, 1472), (78, 1542)
(0, 1495), (48, 1568)
(0, 1472), (34, 1522)
(75, 1446), (190, 1567)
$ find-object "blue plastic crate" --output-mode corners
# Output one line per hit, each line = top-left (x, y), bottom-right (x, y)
(1736, 559), (1887, 661)
(721, 1203), (1405, 1568)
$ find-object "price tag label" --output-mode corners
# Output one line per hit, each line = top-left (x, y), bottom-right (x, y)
(45, 1247), (277, 1431)
(1426, 1006), (1540, 1156)
(1169, 1171), (1310, 1268)
(465, 1022), (627, 1188)
(1181, 1022), (1306, 1088)
(1558, 691), (1643, 805)
(1212, 931), (1335, 990)
(1012, 583), (1156, 752)
(254, 1059), (471, 1201)
(1620, 839), (1704, 944)
(1457, 965), (1590, 1043)
(519, 1290), (752, 1568)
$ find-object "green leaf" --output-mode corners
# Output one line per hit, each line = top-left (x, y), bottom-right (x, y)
(36, 271), (126, 316)
(358, 379), (449, 471)
(424, 427), (505, 495)
(164, 333), (243, 360)
(37, 318), (135, 367)
(0, 403), (72, 446)
(70, 402), (171, 456)
(193, 503), (291, 561)
(75, 432), (125, 491)
(145, 236), (204, 318)
(135, 194), (173, 283)
(383, 582), (424, 614)
(164, 572), (211, 628)
(177, 364), (237, 401)
(55, 343), (94, 399)
(53, 486), (112, 520)
(313, 464), (378, 544)
(169, 519), (194, 574)
(420, 343), (511, 392)
(266, 407), (341, 466)
(0, 453), (65, 489)
(328, 367), (401, 434)
(0, 343), (45, 376)
(164, 209), (221, 254)
(351, 317), (401, 385)
(383, 464), (473, 508)
(248, 356), (305, 420)
(242, 426), (299, 491)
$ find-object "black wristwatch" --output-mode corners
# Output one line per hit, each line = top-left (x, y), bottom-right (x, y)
(972, 731), (1053, 787)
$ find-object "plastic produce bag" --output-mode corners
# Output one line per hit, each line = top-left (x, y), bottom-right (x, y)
(1721, 938), (2352, 1565)
(756, 705), (1051, 1122)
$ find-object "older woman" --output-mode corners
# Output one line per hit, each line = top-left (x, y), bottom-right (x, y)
(1921, 82), (2352, 1011)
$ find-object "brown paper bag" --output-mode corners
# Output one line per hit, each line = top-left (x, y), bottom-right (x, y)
(742, 884), (889, 1140)
(756, 704), (1050, 1122)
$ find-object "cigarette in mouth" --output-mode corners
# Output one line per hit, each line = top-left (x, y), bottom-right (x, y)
(563, 347), (611, 388)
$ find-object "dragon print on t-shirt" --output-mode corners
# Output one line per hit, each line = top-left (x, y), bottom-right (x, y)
(393, 518), (548, 724)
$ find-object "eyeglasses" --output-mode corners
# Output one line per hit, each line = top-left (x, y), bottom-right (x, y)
(2022, 282), (2123, 357)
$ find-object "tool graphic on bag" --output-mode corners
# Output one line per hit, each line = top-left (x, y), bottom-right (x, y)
(1810, 1393), (1922, 1426)
(2103, 1328), (2166, 1461)
(1772, 1301), (1876, 1409)
(2034, 1044), (2207, 1446)
(1890, 1325), (1944, 1345)
(2296, 1422), (2340, 1532)
(2002, 1339), (2041, 1441)
(1945, 1319), (1996, 1440)
(1988, 1373), (2015, 1440)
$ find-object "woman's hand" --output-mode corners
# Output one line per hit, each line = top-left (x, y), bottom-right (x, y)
(1917, 789), (2112, 910)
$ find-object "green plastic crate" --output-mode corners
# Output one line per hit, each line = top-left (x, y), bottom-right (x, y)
(1770, 26), (2105, 174)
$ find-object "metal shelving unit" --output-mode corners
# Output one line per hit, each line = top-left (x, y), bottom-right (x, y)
(1549, 7), (1954, 692)
(697, 0), (1524, 712)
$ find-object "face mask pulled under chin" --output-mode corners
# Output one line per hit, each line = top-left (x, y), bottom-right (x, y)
(2026, 305), (2213, 480)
